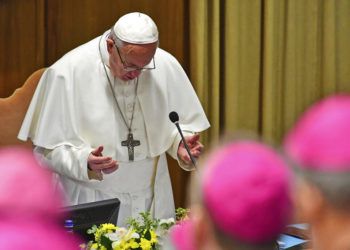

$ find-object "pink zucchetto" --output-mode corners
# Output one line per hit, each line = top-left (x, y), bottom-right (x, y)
(0, 147), (63, 219)
(202, 141), (292, 244)
(170, 220), (196, 250)
(0, 222), (81, 250)
(0, 147), (81, 249)
(284, 95), (350, 172)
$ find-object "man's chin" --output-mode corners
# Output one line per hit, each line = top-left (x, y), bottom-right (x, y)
(122, 75), (137, 81)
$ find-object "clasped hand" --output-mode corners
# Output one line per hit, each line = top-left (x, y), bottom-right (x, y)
(87, 146), (118, 180)
(177, 134), (203, 165)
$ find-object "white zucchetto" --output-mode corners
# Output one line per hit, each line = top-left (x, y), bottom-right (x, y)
(113, 12), (159, 44)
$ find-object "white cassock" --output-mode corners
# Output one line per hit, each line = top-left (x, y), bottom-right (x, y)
(18, 31), (210, 226)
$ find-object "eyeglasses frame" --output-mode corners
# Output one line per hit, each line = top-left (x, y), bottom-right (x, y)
(114, 44), (156, 72)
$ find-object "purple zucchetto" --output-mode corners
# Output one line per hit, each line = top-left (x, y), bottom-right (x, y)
(202, 141), (292, 244)
(284, 95), (350, 172)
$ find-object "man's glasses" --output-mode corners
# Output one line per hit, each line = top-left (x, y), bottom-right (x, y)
(114, 44), (156, 72)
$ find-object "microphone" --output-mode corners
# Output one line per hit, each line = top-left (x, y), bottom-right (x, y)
(169, 111), (197, 167)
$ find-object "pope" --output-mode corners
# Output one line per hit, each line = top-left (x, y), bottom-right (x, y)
(18, 12), (209, 226)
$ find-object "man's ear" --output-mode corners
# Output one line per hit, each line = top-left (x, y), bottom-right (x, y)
(106, 38), (114, 54)
(295, 178), (325, 222)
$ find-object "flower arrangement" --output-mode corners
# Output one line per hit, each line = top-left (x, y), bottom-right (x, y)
(84, 208), (189, 250)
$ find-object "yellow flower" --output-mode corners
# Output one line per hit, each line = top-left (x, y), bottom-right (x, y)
(101, 223), (117, 231)
(112, 239), (139, 250)
(112, 244), (121, 250)
(150, 230), (158, 244)
(94, 229), (103, 242)
(90, 243), (99, 249)
(95, 223), (118, 242)
(140, 238), (152, 250)
(125, 239), (139, 249)
(113, 242), (124, 250)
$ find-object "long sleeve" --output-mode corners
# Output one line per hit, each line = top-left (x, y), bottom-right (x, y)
(35, 145), (93, 182)
(166, 130), (196, 171)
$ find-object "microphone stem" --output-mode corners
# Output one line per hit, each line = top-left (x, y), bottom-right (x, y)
(175, 123), (197, 167)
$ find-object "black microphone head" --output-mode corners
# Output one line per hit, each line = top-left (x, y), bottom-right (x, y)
(169, 111), (179, 123)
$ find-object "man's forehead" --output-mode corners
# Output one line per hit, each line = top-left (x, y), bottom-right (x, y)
(120, 44), (156, 68)
(121, 43), (157, 56)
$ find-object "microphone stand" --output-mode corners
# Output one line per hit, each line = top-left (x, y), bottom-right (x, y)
(174, 122), (197, 168)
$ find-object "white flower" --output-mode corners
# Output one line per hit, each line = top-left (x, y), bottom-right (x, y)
(159, 218), (175, 226)
(125, 227), (140, 240)
(105, 227), (140, 247)
(115, 227), (128, 236)
(105, 232), (122, 242)
(104, 227), (129, 242)
(156, 217), (176, 238)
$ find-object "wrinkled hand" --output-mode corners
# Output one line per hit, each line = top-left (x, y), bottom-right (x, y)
(177, 134), (204, 165)
(88, 146), (118, 177)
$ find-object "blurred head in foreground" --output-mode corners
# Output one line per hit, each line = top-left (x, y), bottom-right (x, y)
(284, 95), (350, 250)
(171, 140), (292, 250)
(0, 147), (80, 250)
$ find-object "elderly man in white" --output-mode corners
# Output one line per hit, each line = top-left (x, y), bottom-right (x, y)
(18, 12), (209, 226)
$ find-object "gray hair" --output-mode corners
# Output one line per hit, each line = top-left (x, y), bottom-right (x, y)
(109, 27), (127, 47)
(294, 166), (350, 209)
(212, 228), (278, 250)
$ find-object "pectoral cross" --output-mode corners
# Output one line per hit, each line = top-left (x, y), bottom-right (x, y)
(121, 133), (140, 161)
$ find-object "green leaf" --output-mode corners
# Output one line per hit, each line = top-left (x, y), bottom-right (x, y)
(175, 207), (189, 221)
(87, 224), (98, 234)
(144, 230), (151, 240)
(100, 235), (112, 250)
